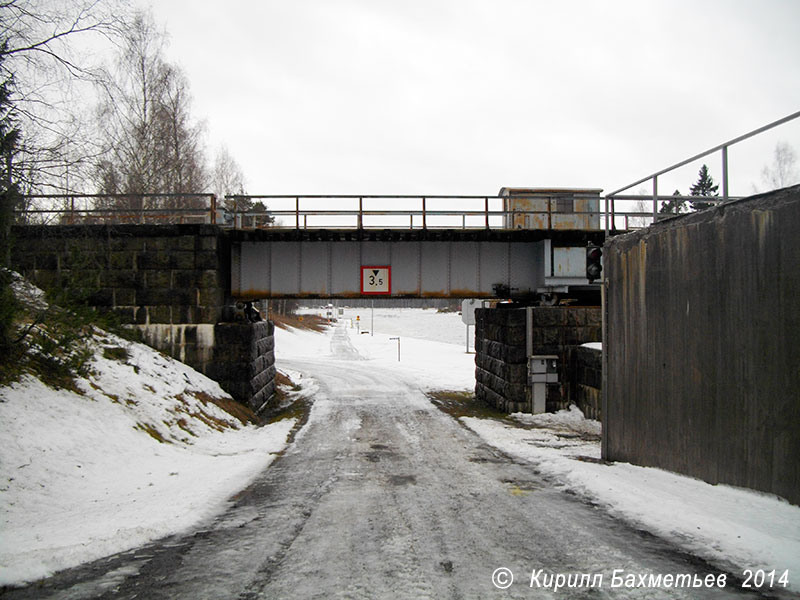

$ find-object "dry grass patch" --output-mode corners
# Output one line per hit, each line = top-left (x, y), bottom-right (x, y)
(270, 313), (329, 332)
(136, 422), (168, 444)
(427, 390), (510, 421)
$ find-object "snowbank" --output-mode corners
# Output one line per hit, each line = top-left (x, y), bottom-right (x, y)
(463, 408), (800, 592)
(0, 330), (295, 587)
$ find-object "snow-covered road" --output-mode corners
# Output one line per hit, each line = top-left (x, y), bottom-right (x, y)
(4, 324), (779, 599)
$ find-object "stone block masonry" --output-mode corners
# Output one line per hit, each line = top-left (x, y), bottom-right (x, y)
(11, 224), (229, 328)
(10, 224), (275, 412)
(567, 346), (602, 420)
(475, 307), (528, 413)
(208, 321), (276, 412)
(475, 306), (601, 414)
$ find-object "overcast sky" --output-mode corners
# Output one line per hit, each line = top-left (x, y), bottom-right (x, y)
(138, 0), (800, 198)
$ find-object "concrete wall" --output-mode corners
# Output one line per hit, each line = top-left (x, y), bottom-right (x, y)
(475, 306), (601, 413)
(603, 185), (800, 505)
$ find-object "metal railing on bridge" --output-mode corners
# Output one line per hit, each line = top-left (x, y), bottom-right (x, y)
(17, 192), (652, 233)
(15, 193), (217, 226)
(603, 109), (800, 235)
(18, 110), (798, 234)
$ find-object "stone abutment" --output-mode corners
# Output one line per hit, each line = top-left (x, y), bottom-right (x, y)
(10, 224), (274, 412)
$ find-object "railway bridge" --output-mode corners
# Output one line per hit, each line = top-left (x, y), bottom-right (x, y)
(11, 187), (632, 410)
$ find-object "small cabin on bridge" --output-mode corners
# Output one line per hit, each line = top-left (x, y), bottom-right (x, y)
(500, 187), (603, 231)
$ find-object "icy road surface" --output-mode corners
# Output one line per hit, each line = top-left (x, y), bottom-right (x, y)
(4, 326), (784, 599)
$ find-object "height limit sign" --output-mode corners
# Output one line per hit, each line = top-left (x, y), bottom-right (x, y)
(361, 266), (391, 295)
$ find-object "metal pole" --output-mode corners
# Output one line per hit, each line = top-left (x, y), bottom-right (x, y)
(466, 324), (470, 353)
(371, 300), (374, 337)
(422, 197), (427, 230)
(652, 176), (658, 222)
(722, 145), (729, 202)
(390, 337), (400, 361)
(601, 270), (609, 460)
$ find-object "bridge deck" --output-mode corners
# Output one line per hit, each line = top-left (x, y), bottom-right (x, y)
(231, 228), (605, 300)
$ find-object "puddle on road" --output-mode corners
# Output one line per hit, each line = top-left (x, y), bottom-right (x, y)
(388, 474), (417, 486)
(501, 479), (539, 496)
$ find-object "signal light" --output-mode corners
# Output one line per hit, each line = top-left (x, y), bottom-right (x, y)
(586, 245), (603, 283)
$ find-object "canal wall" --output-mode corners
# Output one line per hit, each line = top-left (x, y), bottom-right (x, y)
(603, 185), (800, 505)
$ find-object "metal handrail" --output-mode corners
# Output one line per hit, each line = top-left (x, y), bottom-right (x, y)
(17, 192), (660, 231)
(604, 109), (800, 235)
(17, 193), (218, 225)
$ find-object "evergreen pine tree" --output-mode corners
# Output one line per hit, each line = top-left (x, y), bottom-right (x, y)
(689, 164), (719, 211)
(0, 41), (21, 356)
(659, 189), (686, 215)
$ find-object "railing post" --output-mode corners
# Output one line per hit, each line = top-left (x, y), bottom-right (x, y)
(295, 197), (300, 230)
(210, 194), (217, 224)
(358, 197), (363, 229)
(604, 195), (609, 238)
(485, 197), (489, 229)
(652, 176), (658, 222)
(547, 198), (552, 230)
(422, 197), (427, 230)
(722, 145), (729, 202)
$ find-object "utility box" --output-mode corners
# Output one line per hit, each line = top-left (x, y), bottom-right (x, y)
(529, 355), (559, 414)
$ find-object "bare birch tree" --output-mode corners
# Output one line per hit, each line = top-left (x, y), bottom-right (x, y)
(761, 142), (799, 190)
(0, 0), (129, 195)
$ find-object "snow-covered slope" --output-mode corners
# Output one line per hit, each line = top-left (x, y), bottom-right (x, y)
(0, 329), (295, 587)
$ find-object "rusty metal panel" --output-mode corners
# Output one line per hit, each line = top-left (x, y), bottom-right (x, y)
(299, 242), (330, 296)
(419, 242), (450, 296)
(390, 242), (421, 295)
(503, 190), (601, 231)
(479, 242), (508, 293)
(450, 242), (480, 296)
(330, 242), (360, 296)
(269, 241), (300, 295)
(504, 197), (550, 229)
(552, 246), (585, 278)
(510, 242), (544, 295)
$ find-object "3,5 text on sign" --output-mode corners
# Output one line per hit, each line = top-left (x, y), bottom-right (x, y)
(361, 266), (391, 295)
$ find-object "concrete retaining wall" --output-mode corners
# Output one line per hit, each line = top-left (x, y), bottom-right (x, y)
(604, 185), (800, 505)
